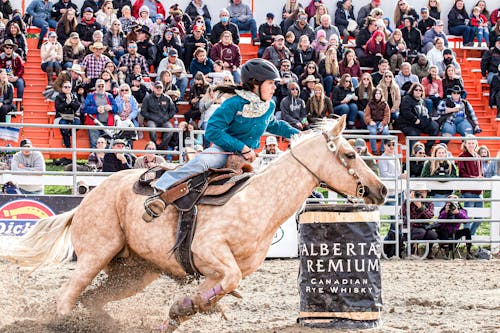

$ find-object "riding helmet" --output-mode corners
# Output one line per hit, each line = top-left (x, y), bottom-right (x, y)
(241, 58), (280, 84)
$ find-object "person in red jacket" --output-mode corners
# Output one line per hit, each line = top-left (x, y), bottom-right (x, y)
(364, 30), (386, 71)
(210, 30), (241, 84)
(131, 0), (165, 19)
(470, 6), (489, 46)
(0, 39), (24, 102)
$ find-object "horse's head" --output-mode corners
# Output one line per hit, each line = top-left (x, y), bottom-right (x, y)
(292, 115), (387, 205)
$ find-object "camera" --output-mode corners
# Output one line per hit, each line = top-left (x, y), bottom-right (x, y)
(448, 202), (458, 211)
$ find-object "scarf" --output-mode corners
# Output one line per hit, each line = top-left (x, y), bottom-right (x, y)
(235, 90), (270, 118)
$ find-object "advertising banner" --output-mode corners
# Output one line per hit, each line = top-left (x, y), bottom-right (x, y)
(266, 214), (298, 258)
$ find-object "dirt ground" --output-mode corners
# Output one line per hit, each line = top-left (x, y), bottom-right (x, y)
(0, 258), (499, 333)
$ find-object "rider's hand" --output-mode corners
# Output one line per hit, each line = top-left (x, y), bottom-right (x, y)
(241, 146), (256, 162)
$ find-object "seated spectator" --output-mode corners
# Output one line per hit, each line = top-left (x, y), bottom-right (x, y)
(134, 141), (166, 169)
(150, 14), (166, 43)
(403, 141), (427, 178)
(420, 143), (458, 207)
(448, 0), (475, 47)
(327, 33), (343, 61)
(81, 41), (111, 88)
(401, 15), (421, 62)
(210, 8), (240, 45)
(102, 138), (134, 172)
(352, 138), (379, 175)
(428, 0), (441, 20)
(156, 28), (183, 68)
(287, 10), (315, 44)
(100, 69), (119, 97)
(437, 195), (473, 259)
(158, 70), (180, 102)
(198, 85), (222, 136)
(129, 73), (149, 104)
(318, 47), (339, 97)
(275, 59), (298, 107)
(355, 73), (374, 116)
(158, 48), (189, 100)
(364, 29), (386, 71)
(253, 136), (283, 171)
(165, 4), (191, 40)
(298, 61), (322, 89)
(355, 16), (377, 67)
(411, 54), (430, 82)
(4, 23), (27, 61)
(62, 32), (86, 70)
(311, 29), (328, 61)
(140, 81), (177, 150)
(396, 83), (439, 153)
(118, 41), (148, 78)
(386, 29), (407, 73)
(185, 0), (212, 34)
(299, 74), (317, 102)
(371, 58), (389, 86)
(335, 0), (357, 44)
(27, 0), (58, 49)
(183, 25), (209, 69)
(41, 32), (63, 86)
(426, 37), (446, 67)
(55, 80), (81, 148)
(280, 82), (308, 131)
(309, 3), (327, 30)
(136, 5), (153, 30)
(0, 69), (16, 122)
(489, 64), (500, 117)
(285, 30), (297, 51)
(5, 9), (26, 34)
(422, 20), (447, 54)
(292, 35), (315, 76)
(377, 70), (401, 124)
(11, 139), (46, 194)
(417, 7), (436, 36)
(478, 145), (497, 178)
(95, 0), (116, 31)
(103, 19), (127, 65)
(115, 83), (139, 126)
(262, 35), (292, 69)
(257, 13), (282, 58)
(53, 63), (84, 93)
(364, 87), (389, 155)
(481, 36), (500, 84)
(339, 49), (362, 87)
(52, 0), (79, 22)
(490, 20), (500, 48)
(119, 6), (136, 34)
(437, 48), (461, 77)
(306, 83), (332, 125)
(190, 47), (214, 77)
(437, 85), (481, 137)
(281, 0), (302, 32)
(422, 65), (443, 114)
(77, 7), (102, 48)
(395, 62), (419, 96)
(135, 25), (157, 69)
(470, 5), (489, 47)
(0, 39), (25, 102)
(184, 72), (208, 123)
(357, 0), (381, 28)
(332, 73), (359, 128)
(401, 182), (437, 259)
(86, 136), (106, 171)
(442, 64), (465, 98)
(80, 0), (103, 18)
(83, 79), (119, 148)
(209, 30), (242, 84)
(394, 0), (419, 30)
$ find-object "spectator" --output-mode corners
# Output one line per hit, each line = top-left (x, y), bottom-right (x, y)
(141, 80), (176, 150)
(357, 0), (381, 27)
(304, 0), (323, 19)
(377, 70), (401, 125)
(118, 41), (148, 78)
(211, 8), (240, 45)
(135, 25), (156, 69)
(395, 62), (419, 96)
(87, 136), (106, 171)
(401, 182), (437, 259)
(53, 63), (84, 93)
(481, 36), (500, 84)
(281, 0), (302, 32)
(76, 7), (102, 48)
(119, 6), (136, 33)
(386, 29), (407, 73)
(227, 0), (257, 42)
(81, 41), (111, 88)
(411, 54), (430, 82)
(274, 59), (298, 106)
(156, 28), (183, 67)
(364, 29), (386, 71)
(394, 0), (419, 30)
(318, 47), (339, 97)
(0, 39), (25, 103)
(287, 10), (315, 44)
(298, 61), (322, 89)
(0, 0), (13, 24)
(257, 13), (281, 58)
(4, 23), (27, 61)
(184, 25), (209, 69)
(426, 37), (446, 67)
(55, 80), (81, 148)
(40, 32), (63, 86)
(83, 79), (119, 147)
(95, 0), (116, 31)
(371, 58), (389, 86)
(61, 33), (86, 71)
(306, 83), (332, 125)
(284, 30), (297, 51)
(158, 70), (180, 102)
(292, 35), (315, 77)
(437, 195), (473, 259)
(280, 81), (308, 131)
(129, 73), (148, 104)
(253, 136), (282, 171)
(100, 69), (118, 97)
(420, 143), (458, 207)
(262, 34), (292, 69)
(397, 82), (439, 153)
(489, 64), (500, 117)
(309, 3), (327, 30)
(417, 7), (436, 36)
(354, 16), (377, 67)
(401, 15), (422, 62)
(103, 19), (127, 65)
(339, 48), (362, 87)
(490, 20), (500, 48)
(115, 83), (139, 127)
(112, 0), (131, 18)
(80, 0), (103, 18)
(437, 48), (461, 78)
(185, 0), (212, 34)
(5, 9), (26, 34)
(102, 138), (134, 172)
(355, 72), (374, 116)
(478, 145), (497, 178)
(448, 0), (475, 47)
(422, 20), (447, 54)
(428, 0), (441, 20)
(458, 135), (483, 236)
(11, 139), (45, 195)
(364, 87), (390, 155)
(134, 141), (166, 169)
(189, 47), (214, 77)
(442, 64), (465, 98)
(422, 65), (443, 114)
(27, 0), (58, 49)
(299, 74), (317, 102)
(314, 13), (340, 42)
(184, 72), (208, 123)
(378, 137), (400, 226)
(131, 0), (165, 19)
(198, 85), (222, 139)
(353, 138), (379, 174)
(209, 30), (241, 85)
(437, 85), (480, 137)
(470, 6), (489, 47)
(335, 0), (357, 44)
(403, 141), (427, 178)
(332, 73), (359, 128)
(0, 68), (15, 122)
(55, 8), (78, 47)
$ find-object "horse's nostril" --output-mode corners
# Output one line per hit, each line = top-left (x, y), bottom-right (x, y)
(380, 185), (388, 198)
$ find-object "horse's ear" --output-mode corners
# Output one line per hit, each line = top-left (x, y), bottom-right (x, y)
(330, 115), (346, 136)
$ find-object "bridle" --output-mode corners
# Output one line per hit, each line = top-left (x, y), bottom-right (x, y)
(289, 132), (368, 201)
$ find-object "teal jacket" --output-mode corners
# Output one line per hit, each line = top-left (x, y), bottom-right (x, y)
(205, 95), (300, 153)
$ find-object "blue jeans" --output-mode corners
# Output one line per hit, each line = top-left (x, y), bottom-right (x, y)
(58, 118), (81, 148)
(145, 119), (173, 149)
(230, 18), (257, 39)
(431, 193), (449, 209)
(204, 18), (212, 34)
(441, 117), (473, 137)
(32, 17), (57, 42)
(333, 103), (358, 125)
(12, 77), (24, 98)
(155, 145), (228, 191)
(174, 76), (189, 101)
(367, 121), (389, 153)
(477, 27), (489, 44)
(449, 25), (476, 44)
(461, 192), (482, 235)
(62, 61), (74, 70)
(231, 69), (241, 84)
(323, 75), (334, 98)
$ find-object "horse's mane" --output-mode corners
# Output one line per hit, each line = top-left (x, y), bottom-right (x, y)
(290, 118), (339, 148)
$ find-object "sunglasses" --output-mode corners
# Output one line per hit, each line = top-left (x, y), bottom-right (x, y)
(97, 84), (104, 87)
(290, 87), (299, 91)
(128, 45), (137, 48)
(120, 89), (129, 91)
(414, 89), (423, 92)
(345, 80), (351, 83)
(4, 46), (13, 49)
(307, 66), (316, 69)
(63, 85), (71, 88)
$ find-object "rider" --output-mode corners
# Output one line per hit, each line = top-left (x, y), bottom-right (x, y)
(143, 58), (300, 221)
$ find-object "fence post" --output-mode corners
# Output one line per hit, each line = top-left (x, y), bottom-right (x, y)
(491, 183), (500, 254)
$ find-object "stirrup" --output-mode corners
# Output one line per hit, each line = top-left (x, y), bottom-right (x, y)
(143, 196), (166, 223)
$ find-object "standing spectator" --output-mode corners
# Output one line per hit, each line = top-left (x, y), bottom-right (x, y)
(470, 5), (489, 47)
(210, 31), (241, 84)
(134, 141), (166, 169)
(76, 7), (102, 48)
(437, 48), (461, 77)
(184, 25), (209, 69)
(364, 87), (390, 155)
(394, 0), (419, 30)
(40, 31), (63, 86)
(11, 139), (46, 194)
(318, 47), (339, 98)
(0, 68), (15, 122)
(422, 65), (443, 114)
(95, 0), (116, 31)
(481, 36), (500, 84)
(185, 0), (212, 34)
(287, 10), (315, 44)
(395, 62), (419, 96)
(378, 137), (400, 228)
(401, 16), (422, 62)
(102, 138), (134, 172)
(428, 0), (441, 20)
(437, 85), (480, 137)
(396, 82), (439, 154)
(55, 7), (78, 46)
(332, 73), (359, 128)
(426, 37), (446, 67)
(403, 141), (427, 178)
(140, 81), (176, 150)
(55, 80), (81, 148)
(262, 35), (292, 69)
(339, 49), (362, 87)
(81, 41), (111, 87)
(448, 0), (475, 47)
(478, 146), (497, 178)
(0, 39), (25, 102)
(131, 0), (165, 19)
(422, 20), (447, 54)
(83, 79), (119, 148)
(357, 0), (380, 27)
(335, 0), (357, 44)
(306, 83), (332, 124)
(280, 81), (308, 131)
(211, 8), (240, 45)
(489, 65), (500, 118)
(257, 13), (281, 58)
(355, 16), (377, 67)
(62, 32), (85, 70)
(228, 0), (257, 43)
(26, 0), (58, 49)
(418, 7), (436, 36)
(3, 23), (28, 61)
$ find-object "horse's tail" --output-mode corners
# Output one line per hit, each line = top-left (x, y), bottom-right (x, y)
(0, 208), (76, 267)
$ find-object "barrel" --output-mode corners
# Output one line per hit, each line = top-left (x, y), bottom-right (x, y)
(297, 204), (382, 329)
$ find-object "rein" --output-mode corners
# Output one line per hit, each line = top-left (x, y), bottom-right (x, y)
(289, 132), (367, 201)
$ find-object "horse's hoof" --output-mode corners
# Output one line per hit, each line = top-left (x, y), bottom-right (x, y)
(152, 319), (178, 332)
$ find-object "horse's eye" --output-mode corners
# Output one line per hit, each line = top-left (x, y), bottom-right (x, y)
(345, 152), (356, 160)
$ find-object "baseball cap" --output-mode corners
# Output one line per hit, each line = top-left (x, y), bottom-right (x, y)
(83, 7), (93, 13)
(112, 138), (127, 146)
(20, 139), (32, 147)
(354, 138), (366, 148)
(435, 20), (444, 26)
(266, 13), (274, 19)
(265, 136), (278, 146)
(168, 48), (178, 56)
(154, 81), (164, 88)
(48, 31), (57, 38)
(420, 7), (428, 13)
(274, 34), (284, 41)
(95, 79), (105, 86)
(69, 32), (79, 38)
(443, 48), (452, 55)
(496, 35), (500, 42)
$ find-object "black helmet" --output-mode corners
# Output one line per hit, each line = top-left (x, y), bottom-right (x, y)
(241, 58), (280, 84)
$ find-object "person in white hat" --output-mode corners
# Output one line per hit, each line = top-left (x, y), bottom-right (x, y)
(253, 136), (282, 171)
(40, 31), (63, 86)
(102, 138), (134, 172)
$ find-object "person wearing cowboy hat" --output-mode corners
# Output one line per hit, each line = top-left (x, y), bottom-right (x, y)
(80, 41), (111, 87)
(53, 63), (84, 93)
(135, 25), (157, 68)
(299, 75), (319, 102)
(437, 85), (481, 137)
(102, 138), (134, 172)
(0, 39), (25, 102)
(76, 7), (102, 47)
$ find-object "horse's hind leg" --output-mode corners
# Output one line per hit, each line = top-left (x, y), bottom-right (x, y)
(81, 257), (160, 312)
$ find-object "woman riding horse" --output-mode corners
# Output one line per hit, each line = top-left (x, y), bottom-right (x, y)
(144, 58), (301, 221)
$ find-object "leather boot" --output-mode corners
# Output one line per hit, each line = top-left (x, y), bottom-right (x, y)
(142, 182), (190, 222)
(47, 71), (53, 86)
(496, 110), (500, 119)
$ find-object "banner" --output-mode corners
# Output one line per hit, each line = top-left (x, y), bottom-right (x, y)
(266, 214), (298, 258)
(0, 126), (20, 142)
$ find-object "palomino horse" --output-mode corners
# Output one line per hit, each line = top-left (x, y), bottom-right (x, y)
(2, 116), (386, 332)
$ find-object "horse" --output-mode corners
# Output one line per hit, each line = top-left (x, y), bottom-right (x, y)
(1, 115), (386, 332)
